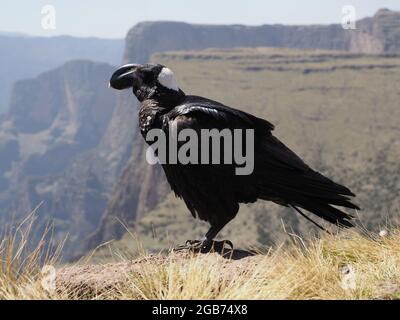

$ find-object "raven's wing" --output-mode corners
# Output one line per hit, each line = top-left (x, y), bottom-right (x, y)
(165, 96), (308, 172)
(163, 96), (358, 227)
(167, 95), (275, 132)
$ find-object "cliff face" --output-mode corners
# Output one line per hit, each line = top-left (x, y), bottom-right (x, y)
(0, 35), (124, 114)
(124, 21), (345, 63)
(349, 9), (400, 53)
(87, 9), (400, 251)
(124, 9), (400, 65)
(0, 61), (118, 257)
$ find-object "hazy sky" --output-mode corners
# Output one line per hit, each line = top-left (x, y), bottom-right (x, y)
(1, 0), (400, 39)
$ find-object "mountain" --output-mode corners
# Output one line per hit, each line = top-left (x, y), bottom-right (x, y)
(124, 8), (400, 65)
(0, 34), (124, 114)
(0, 60), (118, 257)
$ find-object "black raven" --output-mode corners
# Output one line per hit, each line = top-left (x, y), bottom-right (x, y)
(109, 63), (359, 252)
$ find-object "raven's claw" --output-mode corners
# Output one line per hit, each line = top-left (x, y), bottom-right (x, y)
(173, 239), (233, 253)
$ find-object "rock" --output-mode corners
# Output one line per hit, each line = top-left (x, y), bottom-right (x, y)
(56, 250), (258, 297)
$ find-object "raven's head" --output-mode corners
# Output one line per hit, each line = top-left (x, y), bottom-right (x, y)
(109, 63), (184, 102)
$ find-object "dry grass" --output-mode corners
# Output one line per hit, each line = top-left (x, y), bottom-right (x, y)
(110, 230), (400, 300)
(1, 217), (399, 300)
(0, 210), (63, 300)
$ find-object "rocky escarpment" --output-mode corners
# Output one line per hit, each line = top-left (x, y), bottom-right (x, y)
(0, 34), (123, 114)
(124, 9), (400, 65)
(0, 61), (118, 257)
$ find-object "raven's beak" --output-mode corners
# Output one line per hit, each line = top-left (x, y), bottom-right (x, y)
(109, 64), (142, 90)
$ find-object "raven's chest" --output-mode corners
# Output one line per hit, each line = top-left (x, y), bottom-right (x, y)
(138, 107), (161, 137)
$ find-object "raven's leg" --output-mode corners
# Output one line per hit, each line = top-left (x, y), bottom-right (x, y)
(175, 219), (233, 253)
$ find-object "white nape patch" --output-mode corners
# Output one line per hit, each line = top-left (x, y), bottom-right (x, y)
(157, 67), (179, 91)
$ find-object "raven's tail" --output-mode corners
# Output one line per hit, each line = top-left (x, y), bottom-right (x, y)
(258, 164), (360, 228)
(290, 172), (360, 228)
(293, 197), (358, 228)
(290, 205), (333, 233)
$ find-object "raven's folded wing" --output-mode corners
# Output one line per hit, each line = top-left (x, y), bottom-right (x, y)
(162, 97), (358, 227)
(164, 97), (307, 173)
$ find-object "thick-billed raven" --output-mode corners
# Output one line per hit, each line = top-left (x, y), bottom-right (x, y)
(109, 63), (359, 252)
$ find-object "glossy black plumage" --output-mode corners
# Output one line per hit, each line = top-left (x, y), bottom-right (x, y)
(110, 63), (360, 249)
